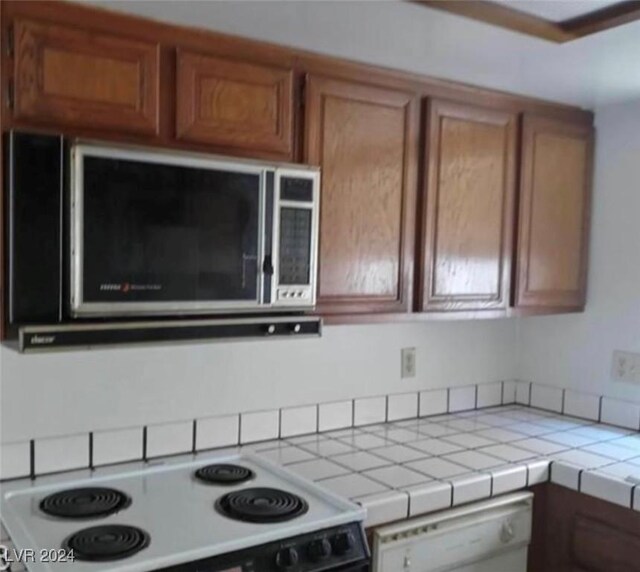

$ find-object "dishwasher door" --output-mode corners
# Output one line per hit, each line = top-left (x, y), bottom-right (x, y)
(372, 492), (532, 572)
(441, 548), (528, 572)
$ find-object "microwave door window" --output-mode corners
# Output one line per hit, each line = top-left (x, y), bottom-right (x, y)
(81, 156), (261, 309)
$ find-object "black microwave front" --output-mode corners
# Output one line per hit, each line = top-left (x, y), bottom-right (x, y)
(4, 131), (320, 329)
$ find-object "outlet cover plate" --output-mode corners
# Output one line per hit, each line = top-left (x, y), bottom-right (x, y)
(612, 350), (640, 384)
(401, 347), (416, 379)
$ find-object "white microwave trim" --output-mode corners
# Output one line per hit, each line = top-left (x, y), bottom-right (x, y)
(69, 142), (319, 317)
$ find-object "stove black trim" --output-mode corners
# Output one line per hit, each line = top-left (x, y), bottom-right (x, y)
(153, 522), (369, 572)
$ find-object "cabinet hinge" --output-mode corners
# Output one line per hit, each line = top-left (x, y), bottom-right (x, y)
(6, 25), (14, 58)
(6, 79), (14, 110)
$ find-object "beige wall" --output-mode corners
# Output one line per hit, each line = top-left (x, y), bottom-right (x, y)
(0, 320), (517, 442)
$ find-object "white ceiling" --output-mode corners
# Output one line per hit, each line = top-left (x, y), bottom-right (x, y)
(83, 0), (640, 109)
(494, 0), (621, 22)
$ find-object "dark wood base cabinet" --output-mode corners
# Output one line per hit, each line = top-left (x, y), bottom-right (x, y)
(529, 484), (640, 572)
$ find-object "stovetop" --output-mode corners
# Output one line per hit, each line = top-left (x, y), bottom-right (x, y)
(1, 452), (366, 572)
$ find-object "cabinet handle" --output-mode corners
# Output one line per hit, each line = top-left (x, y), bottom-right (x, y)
(263, 254), (274, 275)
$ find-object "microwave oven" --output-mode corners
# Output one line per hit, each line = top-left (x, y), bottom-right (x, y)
(5, 131), (320, 330)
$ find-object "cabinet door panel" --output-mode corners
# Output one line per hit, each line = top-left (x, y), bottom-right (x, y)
(529, 484), (640, 572)
(516, 116), (593, 309)
(13, 19), (159, 135)
(176, 50), (293, 156)
(305, 77), (418, 314)
(573, 515), (640, 572)
(420, 100), (516, 311)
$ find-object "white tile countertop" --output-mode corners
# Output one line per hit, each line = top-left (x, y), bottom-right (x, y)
(243, 405), (640, 527)
(3, 404), (640, 538)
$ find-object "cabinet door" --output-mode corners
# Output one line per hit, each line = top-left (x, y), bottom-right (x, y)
(515, 116), (593, 310)
(176, 50), (294, 157)
(529, 484), (640, 572)
(13, 19), (159, 135)
(305, 76), (418, 315)
(419, 100), (517, 312)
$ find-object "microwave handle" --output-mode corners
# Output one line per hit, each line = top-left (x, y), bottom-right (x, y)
(263, 254), (274, 275)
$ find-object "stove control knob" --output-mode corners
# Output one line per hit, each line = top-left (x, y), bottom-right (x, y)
(291, 323), (302, 334)
(332, 531), (356, 555)
(265, 324), (277, 335)
(275, 547), (299, 569)
(307, 538), (332, 561)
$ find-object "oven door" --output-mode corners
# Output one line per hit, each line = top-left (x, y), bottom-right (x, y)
(70, 144), (270, 317)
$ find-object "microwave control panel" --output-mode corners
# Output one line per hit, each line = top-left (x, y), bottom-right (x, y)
(274, 173), (318, 307)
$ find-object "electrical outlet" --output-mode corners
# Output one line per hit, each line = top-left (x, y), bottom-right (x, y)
(612, 351), (640, 383)
(401, 347), (416, 379)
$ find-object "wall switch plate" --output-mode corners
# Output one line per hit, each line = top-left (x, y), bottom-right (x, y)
(401, 347), (416, 379)
(612, 351), (640, 383)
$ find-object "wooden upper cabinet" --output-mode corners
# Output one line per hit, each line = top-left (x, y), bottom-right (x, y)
(305, 76), (418, 315)
(419, 100), (517, 312)
(12, 19), (160, 135)
(515, 115), (593, 310)
(176, 50), (294, 157)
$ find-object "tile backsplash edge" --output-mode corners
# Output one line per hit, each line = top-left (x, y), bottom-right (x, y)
(513, 380), (640, 430)
(2, 379), (639, 480)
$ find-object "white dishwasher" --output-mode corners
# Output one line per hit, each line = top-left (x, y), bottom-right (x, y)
(372, 492), (533, 572)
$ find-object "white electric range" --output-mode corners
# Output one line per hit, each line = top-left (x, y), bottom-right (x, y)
(0, 452), (369, 572)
